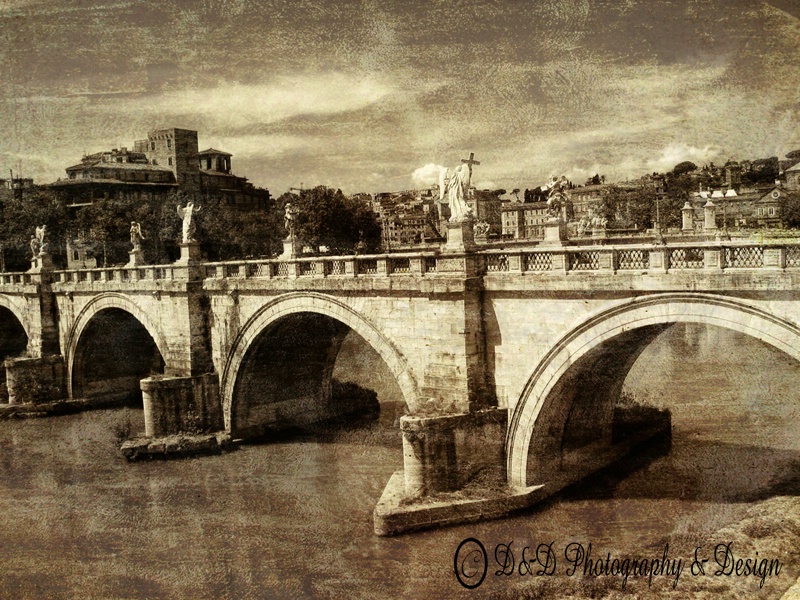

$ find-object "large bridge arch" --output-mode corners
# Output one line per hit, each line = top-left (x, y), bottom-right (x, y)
(507, 292), (800, 488)
(66, 293), (170, 400)
(221, 292), (419, 434)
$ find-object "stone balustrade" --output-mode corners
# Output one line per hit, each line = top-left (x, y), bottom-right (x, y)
(12, 241), (800, 291)
(0, 272), (33, 286)
(480, 242), (800, 274)
(52, 264), (189, 285)
(200, 252), (441, 281)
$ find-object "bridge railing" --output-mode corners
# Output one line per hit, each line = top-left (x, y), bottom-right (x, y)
(201, 252), (443, 280)
(42, 241), (800, 286)
(52, 264), (187, 284)
(0, 272), (33, 286)
(479, 241), (800, 274)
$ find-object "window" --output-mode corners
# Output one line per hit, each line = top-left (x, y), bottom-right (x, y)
(168, 157), (173, 166)
(769, 207), (775, 216)
(167, 138), (172, 149)
(151, 142), (155, 151)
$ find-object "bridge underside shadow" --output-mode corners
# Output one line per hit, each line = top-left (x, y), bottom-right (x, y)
(525, 324), (674, 492)
(72, 308), (164, 405)
(0, 307), (27, 400)
(232, 312), (388, 440)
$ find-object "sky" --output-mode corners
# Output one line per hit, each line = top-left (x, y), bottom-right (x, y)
(0, 0), (798, 195)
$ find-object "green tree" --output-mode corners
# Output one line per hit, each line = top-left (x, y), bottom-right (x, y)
(780, 191), (800, 229)
(73, 194), (167, 266)
(742, 157), (780, 186)
(285, 186), (380, 254)
(598, 185), (626, 226)
(0, 187), (68, 271)
(196, 194), (283, 261)
(625, 185), (657, 229)
(672, 161), (698, 176)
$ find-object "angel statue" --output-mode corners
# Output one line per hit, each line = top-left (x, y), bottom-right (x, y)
(176, 202), (201, 243)
(284, 203), (298, 238)
(34, 225), (47, 255)
(439, 164), (473, 223)
(130, 221), (146, 251)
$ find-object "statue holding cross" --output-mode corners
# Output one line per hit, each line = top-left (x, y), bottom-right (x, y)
(439, 152), (480, 223)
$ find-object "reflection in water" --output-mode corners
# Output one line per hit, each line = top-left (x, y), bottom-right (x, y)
(0, 324), (796, 598)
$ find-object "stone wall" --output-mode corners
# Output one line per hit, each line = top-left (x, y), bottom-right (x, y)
(141, 373), (221, 438)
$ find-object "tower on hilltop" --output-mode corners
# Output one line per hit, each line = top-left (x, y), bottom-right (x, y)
(134, 128), (200, 192)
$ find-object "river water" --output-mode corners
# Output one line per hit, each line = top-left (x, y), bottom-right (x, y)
(0, 324), (798, 598)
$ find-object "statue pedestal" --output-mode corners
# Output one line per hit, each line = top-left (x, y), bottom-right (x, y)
(443, 219), (476, 253)
(28, 252), (53, 273)
(176, 242), (201, 264)
(540, 220), (568, 247)
(279, 235), (299, 260)
(591, 228), (608, 244)
(126, 249), (145, 267)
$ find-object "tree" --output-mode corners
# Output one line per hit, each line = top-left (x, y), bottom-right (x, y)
(625, 185), (657, 229)
(742, 157), (779, 186)
(73, 193), (170, 266)
(662, 172), (695, 228)
(285, 186), (380, 255)
(785, 149), (800, 163)
(780, 191), (800, 229)
(598, 185), (626, 226)
(196, 194), (283, 261)
(672, 161), (698, 176)
(0, 187), (69, 271)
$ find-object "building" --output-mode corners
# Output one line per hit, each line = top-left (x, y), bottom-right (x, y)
(685, 186), (786, 229)
(50, 128), (270, 210)
(785, 162), (800, 191)
(501, 201), (550, 239)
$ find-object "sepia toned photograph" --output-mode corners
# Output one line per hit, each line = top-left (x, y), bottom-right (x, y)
(0, 0), (798, 598)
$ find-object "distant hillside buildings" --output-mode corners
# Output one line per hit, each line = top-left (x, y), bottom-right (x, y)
(50, 128), (270, 210)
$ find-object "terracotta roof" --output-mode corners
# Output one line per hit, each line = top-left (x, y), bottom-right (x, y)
(786, 161), (800, 173)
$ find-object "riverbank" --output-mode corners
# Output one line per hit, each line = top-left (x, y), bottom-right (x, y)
(495, 496), (800, 599)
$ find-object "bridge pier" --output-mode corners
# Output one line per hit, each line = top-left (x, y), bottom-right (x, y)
(5, 356), (66, 404)
(400, 408), (507, 497)
(141, 374), (222, 437)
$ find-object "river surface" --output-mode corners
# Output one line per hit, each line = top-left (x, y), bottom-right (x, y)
(0, 324), (798, 598)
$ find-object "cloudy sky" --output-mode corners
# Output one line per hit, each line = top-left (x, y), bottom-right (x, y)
(0, 0), (798, 195)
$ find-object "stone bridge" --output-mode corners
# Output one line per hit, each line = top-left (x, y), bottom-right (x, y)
(2, 239), (799, 533)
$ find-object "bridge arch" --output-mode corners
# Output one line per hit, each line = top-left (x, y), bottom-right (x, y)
(221, 292), (419, 434)
(0, 294), (31, 340)
(507, 292), (800, 487)
(66, 293), (170, 400)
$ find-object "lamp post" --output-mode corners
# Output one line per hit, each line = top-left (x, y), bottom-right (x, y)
(654, 193), (665, 244)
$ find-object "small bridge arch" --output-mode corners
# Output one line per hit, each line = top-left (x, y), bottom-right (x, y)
(0, 293), (31, 343)
(506, 292), (800, 488)
(221, 291), (419, 435)
(66, 293), (170, 401)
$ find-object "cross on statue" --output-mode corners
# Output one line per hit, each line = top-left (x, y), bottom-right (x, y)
(461, 152), (480, 177)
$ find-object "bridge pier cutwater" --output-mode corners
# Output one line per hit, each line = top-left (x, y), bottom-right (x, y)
(0, 240), (799, 533)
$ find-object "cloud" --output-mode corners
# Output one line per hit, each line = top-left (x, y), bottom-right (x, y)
(110, 73), (393, 129)
(645, 144), (724, 173)
(473, 180), (496, 190)
(411, 163), (445, 187)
